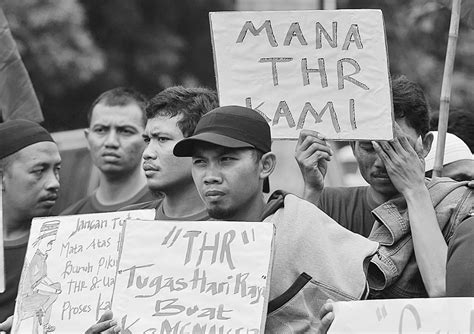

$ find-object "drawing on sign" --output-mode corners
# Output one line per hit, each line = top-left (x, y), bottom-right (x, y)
(12, 210), (155, 334)
(210, 10), (393, 140)
(13, 220), (62, 334)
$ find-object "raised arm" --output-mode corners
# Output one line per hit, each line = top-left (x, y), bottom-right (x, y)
(372, 129), (446, 297)
(295, 130), (333, 205)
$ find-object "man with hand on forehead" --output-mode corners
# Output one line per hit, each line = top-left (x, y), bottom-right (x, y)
(295, 75), (474, 299)
(0, 120), (61, 323)
(173, 105), (378, 333)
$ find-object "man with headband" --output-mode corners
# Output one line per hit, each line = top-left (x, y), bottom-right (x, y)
(0, 119), (61, 322)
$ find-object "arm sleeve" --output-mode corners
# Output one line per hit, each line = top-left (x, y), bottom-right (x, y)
(446, 216), (474, 297)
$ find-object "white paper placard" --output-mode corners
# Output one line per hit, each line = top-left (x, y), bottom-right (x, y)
(329, 298), (474, 334)
(113, 220), (275, 333)
(210, 10), (393, 140)
(12, 210), (155, 334)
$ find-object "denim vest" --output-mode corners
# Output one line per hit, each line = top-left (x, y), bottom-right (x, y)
(367, 178), (474, 298)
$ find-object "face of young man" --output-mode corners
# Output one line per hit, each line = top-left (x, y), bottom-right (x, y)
(85, 102), (146, 178)
(191, 143), (263, 220)
(142, 115), (194, 193)
(352, 118), (427, 203)
(2, 142), (61, 221)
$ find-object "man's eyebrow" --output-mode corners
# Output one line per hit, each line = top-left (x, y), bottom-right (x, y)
(30, 162), (51, 169)
(116, 124), (139, 130)
(91, 123), (109, 128)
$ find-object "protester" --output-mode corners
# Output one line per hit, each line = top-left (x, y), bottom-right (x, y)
(424, 131), (474, 181)
(61, 87), (155, 215)
(84, 87), (217, 334)
(295, 75), (474, 299)
(122, 86), (218, 220)
(0, 120), (61, 323)
(173, 105), (378, 332)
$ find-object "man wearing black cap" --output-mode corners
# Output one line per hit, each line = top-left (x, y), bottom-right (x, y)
(173, 105), (378, 333)
(0, 119), (61, 322)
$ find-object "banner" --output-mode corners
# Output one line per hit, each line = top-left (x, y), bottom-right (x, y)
(12, 210), (154, 334)
(113, 220), (275, 333)
(210, 10), (393, 140)
(329, 298), (474, 333)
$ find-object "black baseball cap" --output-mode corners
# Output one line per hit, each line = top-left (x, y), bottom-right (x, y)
(173, 105), (272, 192)
(173, 105), (271, 156)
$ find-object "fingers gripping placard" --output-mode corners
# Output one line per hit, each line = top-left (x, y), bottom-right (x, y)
(210, 10), (393, 140)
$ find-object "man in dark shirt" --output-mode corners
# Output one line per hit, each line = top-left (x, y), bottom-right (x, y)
(61, 87), (155, 215)
(123, 86), (218, 221)
(0, 120), (61, 323)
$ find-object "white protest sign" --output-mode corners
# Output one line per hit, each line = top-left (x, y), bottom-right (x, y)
(113, 220), (275, 333)
(329, 298), (474, 334)
(12, 210), (154, 334)
(210, 10), (393, 140)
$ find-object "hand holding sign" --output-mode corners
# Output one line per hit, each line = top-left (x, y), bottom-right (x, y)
(318, 299), (335, 334)
(295, 129), (333, 203)
(84, 311), (120, 334)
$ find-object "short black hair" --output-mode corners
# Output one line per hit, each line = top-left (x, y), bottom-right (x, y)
(392, 75), (430, 136)
(87, 87), (147, 126)
(146, 86), (219, 138)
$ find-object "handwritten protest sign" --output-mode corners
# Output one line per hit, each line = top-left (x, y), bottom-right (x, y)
(329, 298), (474, 334)
(12, 210), (154, 334)
(113, 220), (275, 333)
(210, 10), (393, 140)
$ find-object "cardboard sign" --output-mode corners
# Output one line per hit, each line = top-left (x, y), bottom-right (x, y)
(329, 298), (474, 333)
(210, 10), (393, 140)
(12, 210), (154, 334)
(113, 220), (275, 333)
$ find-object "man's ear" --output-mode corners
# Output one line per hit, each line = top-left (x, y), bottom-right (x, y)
(84, 128), (91, 150)
(260, 152), (276, 179)
(420, 131), (434, 158)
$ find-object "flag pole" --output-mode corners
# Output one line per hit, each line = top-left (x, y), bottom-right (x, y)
(432, 0), (461, 178)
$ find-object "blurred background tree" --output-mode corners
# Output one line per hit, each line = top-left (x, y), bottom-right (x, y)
(1, 0), (473, 131)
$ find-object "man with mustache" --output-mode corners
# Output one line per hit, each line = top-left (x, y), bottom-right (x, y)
(0, 119), (61, 322)
(295, 75), (474, 299)
(62, 87), (155, 215)
(173, 105), (378, 333)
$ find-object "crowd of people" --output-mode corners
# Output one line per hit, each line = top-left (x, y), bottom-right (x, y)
(0, 75), (473, 333)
